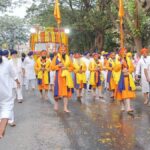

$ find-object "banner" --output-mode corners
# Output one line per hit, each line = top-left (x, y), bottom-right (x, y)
(35, 43), (60, 52)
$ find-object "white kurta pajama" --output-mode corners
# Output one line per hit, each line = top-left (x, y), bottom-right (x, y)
(50, 71), (55, 85)
(22, 60), (27, 86)
(0, 57), (17, 120)
(136, 56), (150, 93)
(23, 56), (36, 90)
(82, 57), (92, 90)
(100, 56), (107, 89)
(9, 58), (23, 101)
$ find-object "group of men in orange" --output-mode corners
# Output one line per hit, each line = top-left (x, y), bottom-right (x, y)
(34, 45), (149, 114)
(0, 44), (149, 138)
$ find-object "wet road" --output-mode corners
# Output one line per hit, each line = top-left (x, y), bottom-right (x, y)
(1, 88), (150, 150)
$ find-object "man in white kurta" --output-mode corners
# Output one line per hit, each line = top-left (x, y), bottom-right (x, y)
(49, 53), (56, 92)
(136, 48), (150, 104)
(100, 53), (108, 91)
(0, 50), (19, 138)
(82, 52), (92, 92)
(24, 51), (36, 92)
(9, 50), (24, 103)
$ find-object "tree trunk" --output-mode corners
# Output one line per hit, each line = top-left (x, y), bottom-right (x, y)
(95, 31), (104, 52)
(134, 36), (142, 52)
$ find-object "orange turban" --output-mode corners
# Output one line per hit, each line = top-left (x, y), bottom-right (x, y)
(74, 53), (81, 58)
(59, 44), (66, 53)
(109, 52), (115, 57)
(140, 48), (148, 55)
(40, 50), (47, 55)
(119, 48), (127, 55)
(93, 53), (99, 57)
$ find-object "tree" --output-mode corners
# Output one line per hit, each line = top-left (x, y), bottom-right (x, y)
(0, 15), (29, 49)
(0, 0), (12, 10)
(0, 0), (28, 12)
(26, 0), (113, 52)
(111, 0), (150, 51)
(26, 0), (150, 52)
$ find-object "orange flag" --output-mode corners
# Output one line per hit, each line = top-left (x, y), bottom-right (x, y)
(54, 0), (61, 25)
(119, 0), (124, 17)
(119, 0), (124, 48)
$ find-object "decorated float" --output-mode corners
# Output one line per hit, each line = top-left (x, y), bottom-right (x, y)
(30, 27), (68, 53)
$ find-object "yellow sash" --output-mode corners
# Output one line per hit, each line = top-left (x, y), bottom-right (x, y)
(89, 60), (101, 86)
(57, 54), (74, 88)
(74, 59), (86, 84)
(36, 58), (50, 84)
(126, 56), (136, 91)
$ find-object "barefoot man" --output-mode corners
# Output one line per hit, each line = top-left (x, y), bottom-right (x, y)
(51, 45), (74, 112)
(35, 50), (51, 100)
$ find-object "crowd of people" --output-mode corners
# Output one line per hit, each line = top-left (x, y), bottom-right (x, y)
(0, 45), (150, 139)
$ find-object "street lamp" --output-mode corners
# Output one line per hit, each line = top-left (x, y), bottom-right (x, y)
(64, 28), (70, 34)
(30, 28), (36, 33)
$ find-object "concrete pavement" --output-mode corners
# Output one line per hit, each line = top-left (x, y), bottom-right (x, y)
(1, 89), (150, 150)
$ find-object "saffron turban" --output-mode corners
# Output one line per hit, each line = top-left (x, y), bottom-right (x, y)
(109, 52), (115, 57)
(74, 53), (81, 58)
(140, 48), (148, 55)
(40, 50), (47, 55)
(92, 53), (99, 57)
(119, 48), (127, 55)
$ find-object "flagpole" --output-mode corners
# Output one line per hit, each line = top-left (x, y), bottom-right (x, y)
(57, 23), (62, 49)
(119, 0), (124, 49)
(54, 0), (62, 51)
(120, 17), (124, 48)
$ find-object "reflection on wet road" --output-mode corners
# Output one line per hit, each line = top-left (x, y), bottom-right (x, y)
(57, 91), (150, 150)
(1, 89), (150, 150)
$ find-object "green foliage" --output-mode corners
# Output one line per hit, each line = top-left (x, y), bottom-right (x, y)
(0, 0), (27, 11)
(104, 30), (119, 51)
(0, 15), (29, 49)
(0, 0), (11, 10)
(24, 0), (150, 51)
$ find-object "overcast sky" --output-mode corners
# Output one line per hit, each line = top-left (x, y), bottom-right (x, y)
(12, 0), (33, 18)
(5, 0), (33, 18)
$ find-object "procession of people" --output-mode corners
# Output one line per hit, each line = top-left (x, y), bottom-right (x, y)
(0, 46), (150, 139)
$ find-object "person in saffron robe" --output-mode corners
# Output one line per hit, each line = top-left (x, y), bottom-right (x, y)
(73, 53), (87, 102)
(106, 52), (116, 99)
(35, 50), (51, 100)
(115, 49), (136, 113)
(89, 53), (103, 99)
(51, 45), (74, 113)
